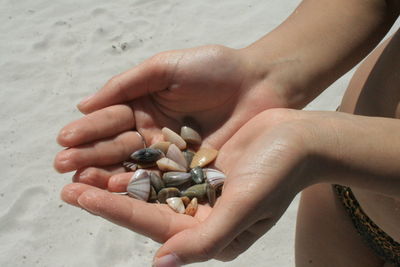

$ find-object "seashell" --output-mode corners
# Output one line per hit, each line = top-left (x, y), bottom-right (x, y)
(163, 172), (192, 187)
(206, 180), (224, 207)
(157, 187), (181, 203)
(206, 181), (216, 207)
(203, 168), (225, 207)
(149, 172), (165, 192)
(182, 150), (195, 168)
(122, 161), (137, 171)
(185, 197), (198, 216)
(149, 141), (171, 154)
(156, 158), (186, 172)
(181, 183), (207, 201)
(137, 162), (157, 169)
(203, 168), (226, 186)
(112, 192), (128, 195)
(127, 169), (151, 201)
(148, 186), (158, 202)
(190, 166), (205, 184)
(180, 126), (202, 145)
(174, 179), (194, 192)
(190, 148), (218, 168)
(166, 144), (188, 169)
(162, 127), (187, 150)
(166, 197), (185, 214)
(180, 196), (191, 207)
(130, 148), (164, 164)
(146, 171), (161, 177)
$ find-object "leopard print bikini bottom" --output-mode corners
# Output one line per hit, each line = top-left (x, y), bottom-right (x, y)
(334, 185), (400, 266)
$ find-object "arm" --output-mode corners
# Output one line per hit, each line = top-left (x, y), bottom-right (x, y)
(242, 0), (400, 108)
(76, 1), (399, 116)
(307, 112), (400, 197)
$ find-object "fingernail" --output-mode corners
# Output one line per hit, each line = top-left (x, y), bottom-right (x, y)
(76, 190), (101, 215)
(152, 254), (181, 267)
(78, 94), (94, 106)
(60, 129), (74, 141)
(57, 153), (70, 166)
(73, 170), (87, 183)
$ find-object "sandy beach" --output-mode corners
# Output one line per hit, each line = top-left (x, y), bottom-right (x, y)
(1, 1), (398, 266)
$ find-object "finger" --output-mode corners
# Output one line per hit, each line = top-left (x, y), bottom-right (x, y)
(57, 104), (135, 147)
(54, 131), (143, 173)
(107, 172), (133, 192)
(153, 182), (260, 266)
(73, 165), (126, 189)
(77, 54), (171, 114)
(61, 183), (198, 243)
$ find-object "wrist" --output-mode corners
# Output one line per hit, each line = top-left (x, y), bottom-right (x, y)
(238, 46), (307, 109)
(278, 111), (345, 189)
(253, 109), (327, 191)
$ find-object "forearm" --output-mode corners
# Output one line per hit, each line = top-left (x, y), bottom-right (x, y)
(241, 0), (399, 108)
(308, 112), (400, 197)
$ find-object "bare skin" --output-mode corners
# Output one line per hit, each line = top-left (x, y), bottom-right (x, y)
(54, 1), (400, 266)
(296, 31), (400, 266)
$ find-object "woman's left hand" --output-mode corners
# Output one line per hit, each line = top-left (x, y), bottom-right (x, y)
(61, 109), (317, 266)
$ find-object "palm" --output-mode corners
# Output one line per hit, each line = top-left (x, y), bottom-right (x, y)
(61, 110), (303, 262)
(125, 45), (278, 148)
(54, 45), (284, 175)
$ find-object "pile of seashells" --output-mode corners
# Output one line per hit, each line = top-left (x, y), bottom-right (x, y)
(121, 126), (225, 217)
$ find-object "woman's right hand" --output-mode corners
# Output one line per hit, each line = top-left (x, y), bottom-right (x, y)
(59, 108), (316, 266)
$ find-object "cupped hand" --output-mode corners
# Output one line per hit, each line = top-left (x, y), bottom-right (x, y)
(54, 45), (287, 176)
(61, 109), (317, 265)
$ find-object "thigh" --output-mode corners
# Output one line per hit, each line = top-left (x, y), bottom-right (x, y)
(295, 184), (384, 267)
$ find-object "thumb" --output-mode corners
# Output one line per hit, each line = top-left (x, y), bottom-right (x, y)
(77, 53), (172, 114)
(152, 189), (257, 266)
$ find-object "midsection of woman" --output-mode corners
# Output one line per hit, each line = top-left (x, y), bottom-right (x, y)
(339, 28), (400, 243)
(296, 29), (400, 267)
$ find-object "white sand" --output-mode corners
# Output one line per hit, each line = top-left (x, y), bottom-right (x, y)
(1, 1), (398, 266)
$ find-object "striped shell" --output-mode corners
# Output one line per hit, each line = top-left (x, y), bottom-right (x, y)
(204, 168), (225, 207)
(127, 169), (151, 201)
(204, 168), (226, 186)
(122, 161), (137, 171)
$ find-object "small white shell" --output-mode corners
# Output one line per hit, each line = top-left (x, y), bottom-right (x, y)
(166, 144), (188, 169)
(203, 168), (226, 186)
(166, 197), (185, 214)
(127, 169), (151, 201)
(162, 127), (187, 150)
